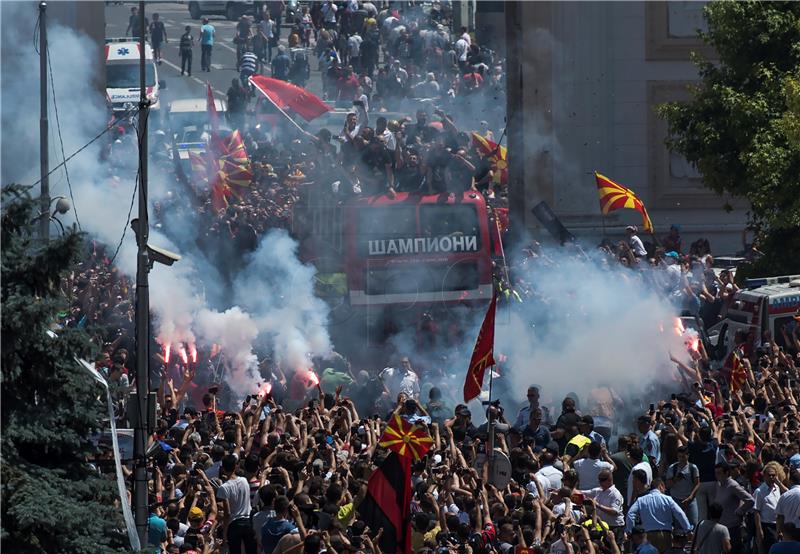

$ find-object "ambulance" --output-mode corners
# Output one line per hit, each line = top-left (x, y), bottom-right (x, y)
(105, 38), (165, 113)
(708, 275), (800, 354)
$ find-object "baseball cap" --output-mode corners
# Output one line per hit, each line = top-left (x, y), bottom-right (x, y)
(188, 507), (204, 521)
(665, 251), (679, 258)
(456, 406), (471, 417)
(789, 453), (800, 470)
(580, 415), (594, 426)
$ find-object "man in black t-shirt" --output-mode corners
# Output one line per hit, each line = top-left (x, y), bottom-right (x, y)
(359, 129), (395, 195)
(149, 13), (167, 65)
(126, 6), (148, 40)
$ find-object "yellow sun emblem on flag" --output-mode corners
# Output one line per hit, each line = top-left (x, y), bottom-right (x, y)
(379, 414), (434, 461)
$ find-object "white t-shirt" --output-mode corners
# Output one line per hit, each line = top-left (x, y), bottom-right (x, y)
(454, 38), (469, 62)
(776, 485), (800, 527)
(627, 461), (653, 506)
(629, 235), (647, 257)
(536, 465), (563, 493)
(217, 476), (252, 521)
(574, 458), (614, 490)
(348, 34), (363, 58)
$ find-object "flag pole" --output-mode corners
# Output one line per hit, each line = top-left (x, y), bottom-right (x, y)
(250, 78), (307, 135)
(487, 363), (495, 482)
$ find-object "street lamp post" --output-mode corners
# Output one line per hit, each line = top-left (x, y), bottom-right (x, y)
(133, 0), (151, 547)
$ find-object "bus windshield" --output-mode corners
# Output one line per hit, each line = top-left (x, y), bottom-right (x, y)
(106, 62), (155, 88)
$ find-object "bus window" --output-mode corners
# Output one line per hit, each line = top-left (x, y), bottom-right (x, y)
(356, 206), (417, 256)
(419, 204), (481, 249)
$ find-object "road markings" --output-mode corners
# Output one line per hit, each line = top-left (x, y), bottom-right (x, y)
(159, 57), (225, 97)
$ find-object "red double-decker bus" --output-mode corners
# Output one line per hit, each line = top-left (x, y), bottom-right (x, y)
(342, 192), (494, 307)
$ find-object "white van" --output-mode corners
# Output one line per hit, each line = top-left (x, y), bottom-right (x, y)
(105, 38), (165, 113)
(708, 275), (800, 354)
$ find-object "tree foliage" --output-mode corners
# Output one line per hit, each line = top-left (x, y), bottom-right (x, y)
(658, 1), (800, 234)
(1, 185), (129, 553)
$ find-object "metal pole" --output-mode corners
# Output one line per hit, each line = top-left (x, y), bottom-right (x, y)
(39, 2), (49, 241)
(486, 365), (495, 479)
(133, 0), (151, 547)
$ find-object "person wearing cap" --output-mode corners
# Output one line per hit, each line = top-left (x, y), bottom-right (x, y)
(579, 415), (607, 448)
(630, 527), (660, 554)
(627, 225), (648, 258)
(626, 477), (692, 552)
(712, 462), (754, 553)
(449, 404), (478, 442)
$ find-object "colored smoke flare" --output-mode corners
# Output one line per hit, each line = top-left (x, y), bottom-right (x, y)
(190, 343), (198, 364)
(258, 382), (273, 398)
(674, 317), (685, 337)
(690, 336), (700, 352)
(164, 343), (171, 364)
(179, 345), (189, 365)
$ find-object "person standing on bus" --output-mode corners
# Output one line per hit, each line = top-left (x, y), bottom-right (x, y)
(380, 357), (420, 400)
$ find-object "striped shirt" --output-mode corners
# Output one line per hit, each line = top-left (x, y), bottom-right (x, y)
(239, 52), (258, 74)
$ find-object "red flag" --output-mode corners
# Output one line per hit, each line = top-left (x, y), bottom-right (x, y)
(206, 83), (219, 134)
(357, 452), (412, 554)
(250, 75), (331, 122)
(464, 293), (497, 402)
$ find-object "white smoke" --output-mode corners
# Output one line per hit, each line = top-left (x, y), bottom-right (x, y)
(196, 306), (259, 397)
(1, 3), (331, 400)
(497, 250), (686, 416)
(234, 229), (333, 370)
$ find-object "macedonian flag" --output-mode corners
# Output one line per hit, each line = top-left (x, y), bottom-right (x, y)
(379, 414), (434, 461)
(472, 132), (508, 185)
(594, 172), (653, 233)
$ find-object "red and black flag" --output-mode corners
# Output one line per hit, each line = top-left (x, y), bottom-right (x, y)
(357, 452), (413, 554)
(464, 292), (498, 402)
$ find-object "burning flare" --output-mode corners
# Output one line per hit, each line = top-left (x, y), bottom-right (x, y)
(163, 343), (171, 364)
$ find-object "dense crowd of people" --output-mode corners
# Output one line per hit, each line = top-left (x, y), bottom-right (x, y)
(71, 2), (800, 554)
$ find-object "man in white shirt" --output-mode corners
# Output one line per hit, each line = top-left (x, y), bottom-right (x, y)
(581, 469), (625, 540)
(379, 357), (420, 399)
(216, 455), (257, 553)
(777, 470), (800, 537)
(627, 447), (653, 507)
(573, 441), (616, 490)
(454, 36), (469, 71)
(347, 31), (362, 69)
(321, 0), (337, 29)
(535, 450), (564, 495)
(626, 226), (648, 258)
(754, 462), (783, 553)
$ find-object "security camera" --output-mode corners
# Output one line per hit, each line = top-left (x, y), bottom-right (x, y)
(147, 243), (181, 267)
(54, 197), (71, 214)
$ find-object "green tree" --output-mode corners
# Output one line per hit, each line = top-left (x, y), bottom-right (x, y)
(658, 1), (800, 274)
(1, 185), (130, 552)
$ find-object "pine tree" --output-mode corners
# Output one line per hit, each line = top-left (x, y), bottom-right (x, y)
(1, 185), (131, 553)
